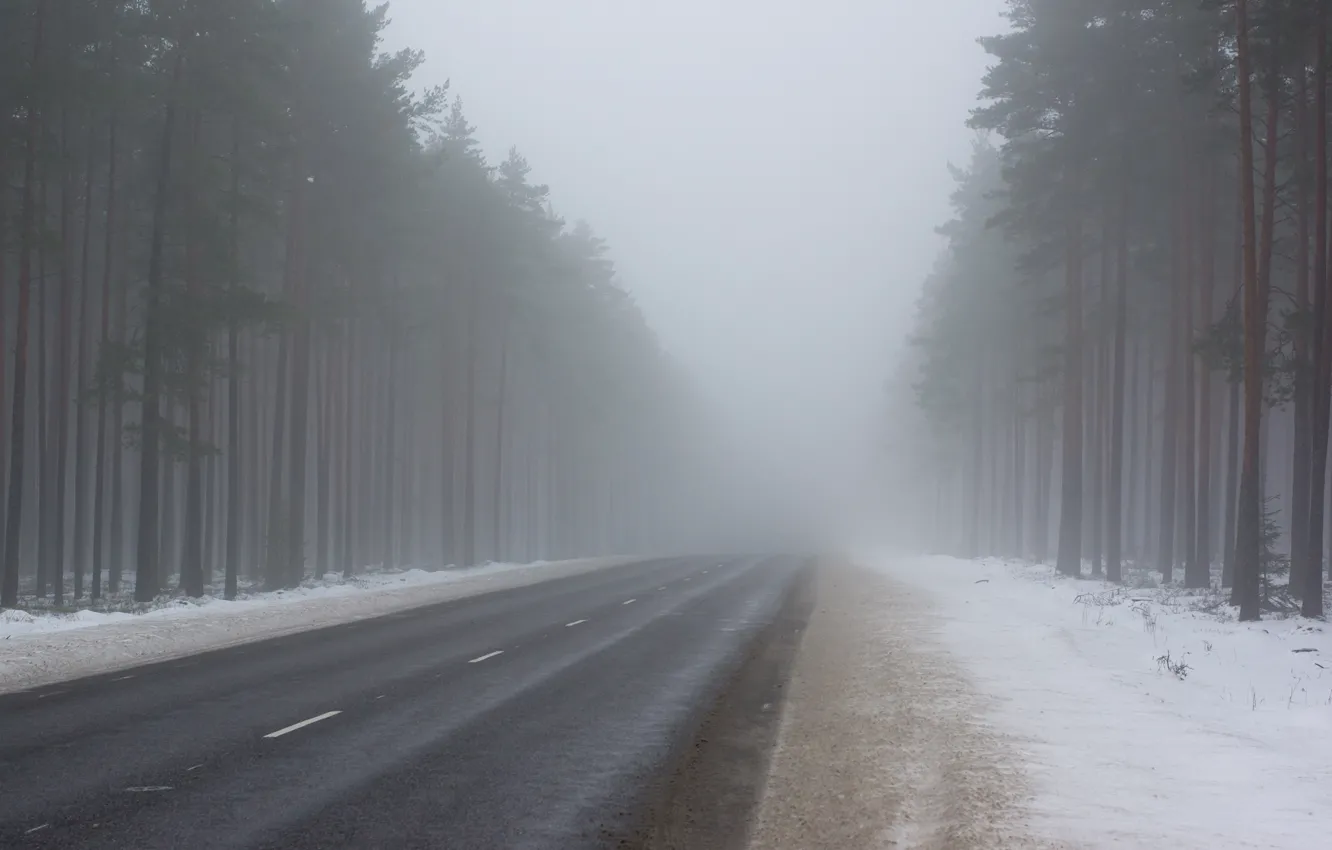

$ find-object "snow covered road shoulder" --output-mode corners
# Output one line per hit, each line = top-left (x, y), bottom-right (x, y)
(870, 554), (1332, 850)
(0, 557), (634, 694)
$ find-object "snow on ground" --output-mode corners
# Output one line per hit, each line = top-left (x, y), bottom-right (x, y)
(0, 557), (633, 694)
(869, 554), (1332, 850)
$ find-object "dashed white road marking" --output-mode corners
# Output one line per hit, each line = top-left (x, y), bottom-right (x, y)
(124, 786), (173, 793)
(375, 695), (386, 700)
(263, 710), (342, 739)
(565, 620), (587, 627)
(112, 675), (135, 681)
(469, 650), (504, 664)
(25, 824), (49, 834)
(36, 691), (66, 699)
(623, 599), (636, 606)
(658, 587), (667, 591)
(186, 764), (205, 772)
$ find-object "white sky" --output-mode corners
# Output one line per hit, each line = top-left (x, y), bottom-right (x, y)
(383, 0), (1005, 525)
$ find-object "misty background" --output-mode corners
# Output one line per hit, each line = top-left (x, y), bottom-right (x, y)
(383, 0), (1002, 539)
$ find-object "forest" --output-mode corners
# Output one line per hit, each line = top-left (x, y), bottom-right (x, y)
(904, 0), (1332, 620)
(0, 0), (708, 608)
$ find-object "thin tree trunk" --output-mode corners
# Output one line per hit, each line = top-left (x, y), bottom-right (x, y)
(284, 173), (311, 589)
(1303, 5), (1329, 616)
(340, 320), (356, 578)
(316, 336), (332, 576)
(1231, 7), (1271, 620)
(1223, 371), (1241, 586)
(1, 0), (47, 608)
(37, 147), (51, 599)
(1290, 64), (1313, 596)
(381, 331), (398, 572)
(53, 103), (76, 605)
(73, 121), (97, 600)
(1190, 164), (1217, 589)
(1013, 379), (1026, 558)
(493, 326), (509, 561)
(1056, 187), (1085, 578)
(1158, 197), (1182, 584)
(463, 280), (479, 567)
(182, 114), (205, 599)
(1126, 341), (1141, 561)
(91, 108), (117, 601)
(1181, 161), (1199, 587)
(225, 120), (242, 600)
(1108, 171), (1130, 582)
(108, 200), (128, 594)
(134, 44), (187, 603)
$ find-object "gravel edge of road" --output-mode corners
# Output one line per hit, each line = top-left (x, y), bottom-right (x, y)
(747, 559), (1080, 850)
(0, 556), (638, 695)
(625, 558), (817, 850)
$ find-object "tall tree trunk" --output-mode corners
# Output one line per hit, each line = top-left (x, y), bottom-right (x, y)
(1089, 307), (1104, 575)
(37, 149), (51, 599)
(92, 110), (117, 600)
(1189, 164), (1217, 589)
(1231, 7), (1271, 620)
(284, 173), (311, 589)
(1013, 379), (1026, 558)
(1223, 371), (1241, 586)
(225, 120), (242, 600)
(1056, 188), (1085, 577)
(72, 122), (97, 600)
(53, 103), (75, 605)
(1303, 5), (1329, 616)
(968, 372), (984, 558)
(1107, 172), (1130, 583)
(1181, 162), (1199, 587)
(2, 0), (47, 608)
(340, 319), (356, 578)
(1290, 64), (1313, 596)
(493, 326), (510, 561)
(182, 114), (205, 599)
(1157, 199), (1182, 584)
(463, 280), (479, 567)
(264, 339), (289, 586)
(1126, 341), (1141, 561)
(134, 45), (186, 603)
(1035, 394), (1054, 563)
(316, 337), (332, 576)
(108, 203), (128, 594)
(381, 331), (398, 572)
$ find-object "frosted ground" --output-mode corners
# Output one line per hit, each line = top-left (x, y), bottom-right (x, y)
(871, 554), (1332, 850)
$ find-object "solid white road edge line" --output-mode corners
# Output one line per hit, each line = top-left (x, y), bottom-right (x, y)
(565, 620), (587, 627)
(263, 710), (343, 739)
(468, 650), (504, 664)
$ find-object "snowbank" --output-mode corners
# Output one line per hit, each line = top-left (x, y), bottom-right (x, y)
(869, 554), (1332, 850)
(0, 557), (633, 694)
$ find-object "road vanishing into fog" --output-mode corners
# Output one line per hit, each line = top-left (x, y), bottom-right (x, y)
(0, 556), (812, 849)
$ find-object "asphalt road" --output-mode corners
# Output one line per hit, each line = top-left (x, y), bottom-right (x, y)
(0, 555), (809, 849)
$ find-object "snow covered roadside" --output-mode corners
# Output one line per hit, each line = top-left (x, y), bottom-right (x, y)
(869, 554), (1332, 850)
(0, 557), (635, 694)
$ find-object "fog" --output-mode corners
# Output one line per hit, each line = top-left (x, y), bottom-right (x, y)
(384, 0), (1002, 541)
